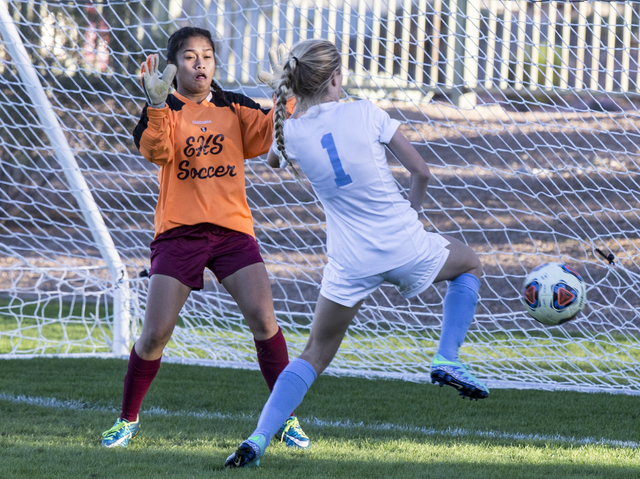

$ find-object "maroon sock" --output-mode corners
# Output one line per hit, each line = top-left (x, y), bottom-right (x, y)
(254, 327), (290, 392)
(120, 344), (162, 422)
(254, 327), (296, 417)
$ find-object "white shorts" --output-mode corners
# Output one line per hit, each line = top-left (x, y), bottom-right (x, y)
(320, 238), (450, 308)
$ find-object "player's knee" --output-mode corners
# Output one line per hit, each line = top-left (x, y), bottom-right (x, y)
(466, 252), (482, 278)
(300, 347), (331, 375)
(138, 327), (172, 353)
(245, 311), (279, 340)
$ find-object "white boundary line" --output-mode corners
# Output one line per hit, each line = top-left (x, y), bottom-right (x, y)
(1, 393), (638, 449)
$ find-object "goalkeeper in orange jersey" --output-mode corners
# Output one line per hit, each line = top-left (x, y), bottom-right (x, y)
(100, 26), (308, 449)
(226, 39), (488, 468)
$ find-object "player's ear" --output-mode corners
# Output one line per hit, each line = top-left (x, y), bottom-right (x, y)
(330, 69), (339, 86)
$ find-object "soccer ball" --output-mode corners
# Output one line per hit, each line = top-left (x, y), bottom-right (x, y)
(521, 262), (587, 326)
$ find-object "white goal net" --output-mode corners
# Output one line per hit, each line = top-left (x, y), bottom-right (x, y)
(0, 0), (639, 395)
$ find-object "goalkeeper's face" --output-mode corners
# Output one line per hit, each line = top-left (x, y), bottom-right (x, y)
(173, 36), (216, 99)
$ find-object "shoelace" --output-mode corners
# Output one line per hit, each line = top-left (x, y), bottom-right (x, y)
(101, 420), (127, 438)
(279, 419), (294, 442)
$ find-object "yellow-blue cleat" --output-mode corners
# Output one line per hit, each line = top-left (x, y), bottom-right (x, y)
(274, 415), (310, 449)
(101, 416), (140, 447)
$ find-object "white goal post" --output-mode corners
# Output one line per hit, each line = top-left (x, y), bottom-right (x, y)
(0, 0), (131, 356)
(0, 0), (639, 395)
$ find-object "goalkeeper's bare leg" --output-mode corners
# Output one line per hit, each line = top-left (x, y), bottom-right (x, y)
(102, 274), (190, 447)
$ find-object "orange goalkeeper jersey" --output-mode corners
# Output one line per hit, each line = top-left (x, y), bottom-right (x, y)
(133, 90), (276, 238)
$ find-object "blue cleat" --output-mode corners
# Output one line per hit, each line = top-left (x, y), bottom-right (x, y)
(274, 415), (310, 449)
(430, 354), (489, 400)
(225, 435), (265, 468)
(101, 416), (140, 447)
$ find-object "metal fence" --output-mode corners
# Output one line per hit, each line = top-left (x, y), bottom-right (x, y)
(208, 1), (640, 105)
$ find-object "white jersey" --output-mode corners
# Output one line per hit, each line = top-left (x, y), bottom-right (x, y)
(273, 99), (448, 278)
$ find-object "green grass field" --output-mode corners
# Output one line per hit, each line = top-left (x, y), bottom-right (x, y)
(1, 357), (640, 479)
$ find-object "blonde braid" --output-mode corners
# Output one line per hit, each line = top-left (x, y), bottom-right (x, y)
(273, 58), (300, 178)
(272, 39), (340, 178)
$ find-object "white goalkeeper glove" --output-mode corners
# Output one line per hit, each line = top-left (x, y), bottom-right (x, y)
(257, 43), (290, 90)
(140, 54), (177, 108)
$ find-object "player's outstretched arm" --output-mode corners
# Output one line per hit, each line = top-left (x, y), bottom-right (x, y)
(387, 130), (431, 211)
(266, 146), (280, 169)
(140, 54), (177, 108)
(257, 43), (290, 90)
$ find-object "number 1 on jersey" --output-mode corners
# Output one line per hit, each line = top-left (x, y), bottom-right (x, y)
(321, 133), (353, 187)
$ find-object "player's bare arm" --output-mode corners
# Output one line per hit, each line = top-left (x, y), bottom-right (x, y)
(386, 130), (431, 211)
(267, 146), (280, 168)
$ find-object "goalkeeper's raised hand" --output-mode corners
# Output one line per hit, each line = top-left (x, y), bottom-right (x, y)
(257, 43), (290, 90)
(140, 54), (177, 108)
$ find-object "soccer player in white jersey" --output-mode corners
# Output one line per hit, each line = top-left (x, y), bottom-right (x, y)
(226, 39), (488, 468)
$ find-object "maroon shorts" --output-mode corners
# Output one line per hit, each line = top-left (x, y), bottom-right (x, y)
(148, 223), (264, 290)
